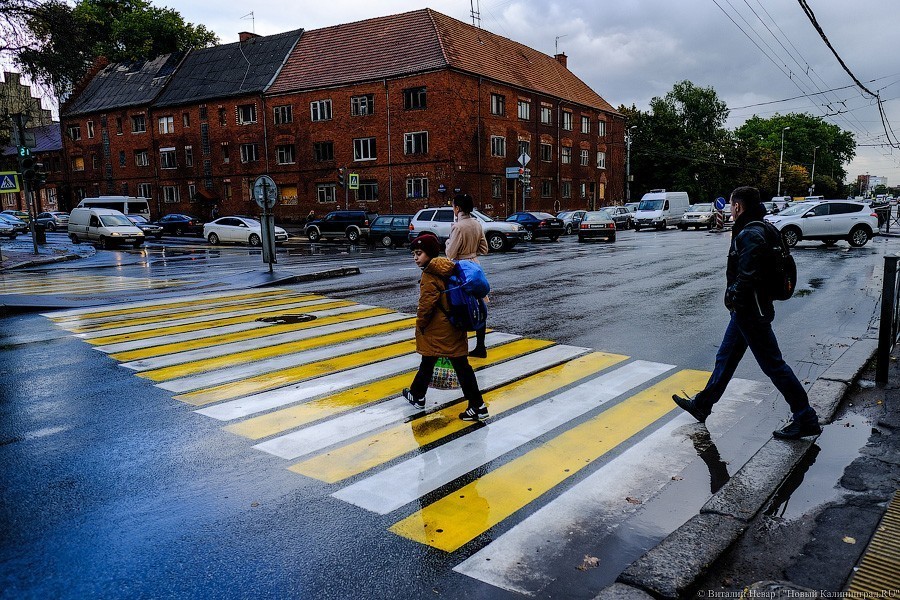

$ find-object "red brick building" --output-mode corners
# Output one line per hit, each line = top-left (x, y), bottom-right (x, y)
(60, 9), (623, 221)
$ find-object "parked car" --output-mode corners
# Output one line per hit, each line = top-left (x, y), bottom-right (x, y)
(0, 220), (16, 239)
(153, 213), (204, 236)
(505, 211), (565, 241)
(0, 213), (29, 234)
(68, 207), (145, 249)
(600, 206), (634, 230)
(679, 203), (714, 230)
(369, 214), (413, 248)
(633, 190), (690, 231)
(126, 214), (164, 239)
(764, 200), (879, 247)
(407, 207), (525, 252)
(557, 210), (587, 235)
(204, 216), (288, 246)
(624, 202), (640, 213)
(761, 201), (780, 215)
(577, 210), (617, 243)
(1, 209), (30, 223)
(305, 210), (376, 243)
(34, 211), (69, 231)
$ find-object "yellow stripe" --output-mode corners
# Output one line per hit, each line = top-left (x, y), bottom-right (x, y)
(68, 294), (321, 333)
(49, 289), (296, 323)
(139, 317), (417, 382)
(84, 300), (354, 346)
(226, 338), (550, 438)
(108, 307), (394, 361)
(389, 369), (709, 552)
(290, 351), (627, 483)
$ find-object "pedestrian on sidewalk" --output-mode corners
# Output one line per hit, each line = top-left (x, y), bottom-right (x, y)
(445, 193), (489, 358)
(403, 233), (489, 422)
(672, 186), (821, 440)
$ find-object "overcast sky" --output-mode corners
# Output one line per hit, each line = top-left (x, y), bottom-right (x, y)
(53, 1), (900, 186)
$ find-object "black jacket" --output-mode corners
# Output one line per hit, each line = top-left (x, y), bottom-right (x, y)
(725, 208), (775, 323)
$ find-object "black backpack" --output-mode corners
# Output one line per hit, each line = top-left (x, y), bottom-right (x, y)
(748, 220), (796, 301)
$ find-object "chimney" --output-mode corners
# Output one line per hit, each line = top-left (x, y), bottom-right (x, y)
(239, 31), (260, 42)
(554, 53), (568, 68)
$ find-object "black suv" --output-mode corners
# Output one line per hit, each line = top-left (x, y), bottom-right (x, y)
(305, 210), (376, 243)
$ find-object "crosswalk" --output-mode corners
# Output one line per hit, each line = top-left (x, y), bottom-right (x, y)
(0, 271), (191, 296)
(44, 287), (770, 594)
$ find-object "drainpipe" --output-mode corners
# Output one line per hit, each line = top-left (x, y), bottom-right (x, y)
(476, 77), (483, 207)
(384, 78), (393, 213)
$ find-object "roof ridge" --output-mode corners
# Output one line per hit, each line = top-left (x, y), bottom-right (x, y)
(425, 8), (451, 67)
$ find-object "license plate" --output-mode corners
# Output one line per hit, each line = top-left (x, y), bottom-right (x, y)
(124, 238), (135, 242)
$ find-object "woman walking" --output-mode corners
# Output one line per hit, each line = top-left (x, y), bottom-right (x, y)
(445, 193), (489, 358)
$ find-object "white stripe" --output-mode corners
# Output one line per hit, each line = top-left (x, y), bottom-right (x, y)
(157, 328), (417, 393)
(452, 379), (770, 596)
(120, 313), (411, 371)
(196, 333), (520, 422)
(254, 343), (592, 461)
(331, 360), (674, 514)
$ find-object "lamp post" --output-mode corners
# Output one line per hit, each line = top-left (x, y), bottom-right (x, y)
(777, 126), (790, 196)
(809, 145), (819, 195)
(626, 125), (637, 202)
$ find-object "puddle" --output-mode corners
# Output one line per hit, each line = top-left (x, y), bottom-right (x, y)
(764, 412), (872, 521)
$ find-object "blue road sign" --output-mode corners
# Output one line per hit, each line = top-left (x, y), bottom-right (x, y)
(715, 197), (726, 210)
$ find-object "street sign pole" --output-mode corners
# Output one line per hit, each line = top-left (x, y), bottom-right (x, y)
(253, 175), (278, 273)
(13, 114), (38, 255)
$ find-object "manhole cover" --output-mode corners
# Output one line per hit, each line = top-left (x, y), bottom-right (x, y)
(256, 314), (317, 324)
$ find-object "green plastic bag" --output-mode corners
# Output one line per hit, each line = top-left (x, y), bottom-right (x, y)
(430, 357), (460, 390)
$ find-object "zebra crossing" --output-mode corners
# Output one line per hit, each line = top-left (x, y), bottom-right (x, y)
(0, 271), (191, 296)
(44, 287), (771, 594)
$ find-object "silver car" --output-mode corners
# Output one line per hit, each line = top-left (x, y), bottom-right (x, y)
(679, 203), (714, 230)
(35, 211), (69, 231)
(557, 210), (587, 235)
(407, 207), (526, 252)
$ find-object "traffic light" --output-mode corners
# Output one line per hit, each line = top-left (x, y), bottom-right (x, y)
(34, 164), (47, 188)
(20, 155), (36, 183)
(521, 168), (531, 187)
(337, 167), (345, 188)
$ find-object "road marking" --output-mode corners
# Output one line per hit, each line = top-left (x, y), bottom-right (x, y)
(387, 369), (709, 551)
(290, 351), (627, 483)
(1, 273), (191, 297)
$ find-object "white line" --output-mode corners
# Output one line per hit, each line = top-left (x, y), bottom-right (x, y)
(330, 360), (674, 514)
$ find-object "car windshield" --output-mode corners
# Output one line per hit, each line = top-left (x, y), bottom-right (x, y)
(241, 219), (261, 227)
(778, 203), (813, 216)
(472, 209), (494, 222)
(99, 214), (135, 227)
(128, 215), (148, 224)
(583, 211), (611, 222)
(638, 200), (664, 210)
(557, 211), (572, 219)
(690, 204), (712, 212)
(531, 212), (555, 219)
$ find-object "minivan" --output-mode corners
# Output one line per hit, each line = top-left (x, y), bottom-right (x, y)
(77, 196), (151, 218)
(68, 207), (145, 249)
(633, 190), (690, 231)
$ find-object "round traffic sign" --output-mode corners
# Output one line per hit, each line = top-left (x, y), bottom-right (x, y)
(714, 196), (726, 210)
(253, 175), (278, 209)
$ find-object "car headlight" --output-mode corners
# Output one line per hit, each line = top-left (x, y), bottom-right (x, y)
(111, 232), (121, 236)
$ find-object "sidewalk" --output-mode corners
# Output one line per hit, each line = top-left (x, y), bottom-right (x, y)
(0, 240), (88, 270)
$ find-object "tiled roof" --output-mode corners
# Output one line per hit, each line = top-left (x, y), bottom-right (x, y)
(153, 29), (303, 108)
(61, 53), (183, 117)
(1, 123), (62, 156)
(269, 8), (616, 114)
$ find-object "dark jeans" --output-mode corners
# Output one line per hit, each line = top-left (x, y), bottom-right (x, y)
(409, 355), (484, 410)
(475, 327), (486, 349)
(696, 312), (813, 418)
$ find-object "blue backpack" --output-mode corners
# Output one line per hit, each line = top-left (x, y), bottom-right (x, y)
(441, 260), (490, 331)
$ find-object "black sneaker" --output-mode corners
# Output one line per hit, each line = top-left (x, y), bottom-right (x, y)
(772, 418), (822, 440)
(459, 404), (489, 421)
(469, 346), (487, 359)
(402, 388), (425, 409)
(672, 394), (711, 424)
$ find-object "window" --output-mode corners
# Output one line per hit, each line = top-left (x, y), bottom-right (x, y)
(218, 108), (227, 126)
(86, 121), (95, 138)
(353, 137), (376, 161)
(118, 151), (126, 167)
(317, 183), (337, 204)
(561, 146), (572, 164)
(223, 182), (232, 201)
(115, 117), (123, 135)
(356, 180), (378, 202)
(406, 177), (428, 198)
(598, 120), (607, 137)
(158, 116), (174, 134)
(162, 185), (179, 203)
(404, 131), (428, 155)
(221, 142), (230, 163)
(188, 184), (196, 201)
(492, 177), (502, 198)
(139, 183), (152, 199)
(403, 87), (426, 110)
(561, 181), (571, 198)
(562, 111), (573, 131)
(490, 136), (506, 157)
(274, 105), (293, 124)
(518, 100), (531, 120)
(310, 99), (332, 122)
(240, 143), (259, 163)
(581, 116), (591, 134)
(160, 148), (177, 169)
(313, 141), (334, 162)
(580, 149), (589, 166)
(540, 143), (552, 162)
(597, 151), (606, 169)
(183, 112), (190, 128)
(238, 104), (257, 124)
(541, 106), (552, 125)
(184, 146), (194, 167)
(276, 144), (296, 164)
(491, 93), (505, 116)
(518, 140), (531, 159)
(46, 188), (57, 204)
(131, 115), (146, 133)
(199, 106), (208, 120)
(541, 180), (552, 197)
(67, 125), (81, 141)
(351, 95), (374, 116)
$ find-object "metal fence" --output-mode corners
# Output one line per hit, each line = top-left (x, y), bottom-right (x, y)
(877, 254), (900, 382)
(875, 204), (899, 234)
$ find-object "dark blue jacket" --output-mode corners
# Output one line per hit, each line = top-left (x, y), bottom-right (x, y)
(725, 211), (775, 323)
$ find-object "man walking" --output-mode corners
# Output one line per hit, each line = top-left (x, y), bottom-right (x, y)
(672, 186), (821, 440)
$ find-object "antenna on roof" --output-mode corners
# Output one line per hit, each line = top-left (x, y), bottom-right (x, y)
(469, 0), (481, 28)
(555, 34), (568, 55)
(241, 11), (255, 34)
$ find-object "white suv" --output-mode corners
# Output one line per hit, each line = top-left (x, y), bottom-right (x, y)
(764, 200), (878, 247)
(407, 208), (526, 252)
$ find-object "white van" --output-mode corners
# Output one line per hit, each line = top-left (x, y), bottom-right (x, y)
(68, 207), (145, 249)
(77, 196), (151, 218)
(633, 190), (691, 231)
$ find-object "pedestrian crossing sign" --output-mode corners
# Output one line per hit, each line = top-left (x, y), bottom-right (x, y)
(0, 171), (20, 193)
(348, 173), (359, 190)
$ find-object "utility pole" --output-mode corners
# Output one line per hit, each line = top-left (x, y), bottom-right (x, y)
(777, 126), (790, 197)
(626, 126), (636, 202)
(809, 145), (819, 196)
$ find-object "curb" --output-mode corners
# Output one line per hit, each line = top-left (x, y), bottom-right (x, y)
(599, 336), (879, 599)
(0, 252), (82, 271)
